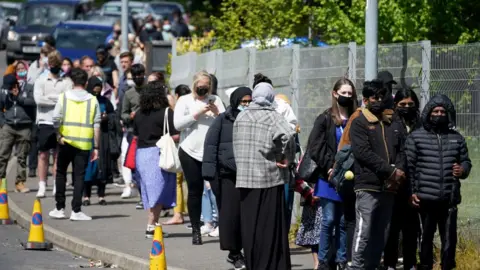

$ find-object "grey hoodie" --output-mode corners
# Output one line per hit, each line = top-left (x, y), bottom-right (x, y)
(53, 88), (101, 130)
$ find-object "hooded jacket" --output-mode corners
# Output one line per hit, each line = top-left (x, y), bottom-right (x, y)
(202, 87), (252, 181)
(405, 94), (471, 205)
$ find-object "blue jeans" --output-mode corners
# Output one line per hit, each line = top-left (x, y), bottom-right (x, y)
(201, 182), (218, 223)
(318, 198), (347, 263)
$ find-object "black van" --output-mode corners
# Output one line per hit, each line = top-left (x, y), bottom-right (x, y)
(6, 0), (93, 64)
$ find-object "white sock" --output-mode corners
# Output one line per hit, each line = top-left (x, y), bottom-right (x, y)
(147, 224), (155, 231)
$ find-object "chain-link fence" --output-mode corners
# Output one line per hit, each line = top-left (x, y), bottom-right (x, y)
(170, 41), (480, 235)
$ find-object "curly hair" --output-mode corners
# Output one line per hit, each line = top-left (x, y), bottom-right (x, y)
(140, 81), (170, 112)
(253, 73), (273, 88)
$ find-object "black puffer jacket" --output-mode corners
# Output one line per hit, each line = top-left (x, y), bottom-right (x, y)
(405, 94), (472, 205)
(202, 87), (252, 181)
(0, 83), (36, 127)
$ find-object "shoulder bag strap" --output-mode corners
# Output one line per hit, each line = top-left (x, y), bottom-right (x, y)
(163, 108), (170, 135)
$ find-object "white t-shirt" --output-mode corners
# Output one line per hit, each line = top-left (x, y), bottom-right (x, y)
(174, 93), (225, 161)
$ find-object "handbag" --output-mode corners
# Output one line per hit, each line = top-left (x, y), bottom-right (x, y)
(156, 109), (182, 173)
(296, 151), (319, 184)
(124, 136), (137, 170)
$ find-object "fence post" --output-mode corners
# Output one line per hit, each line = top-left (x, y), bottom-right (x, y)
(291, 44), (301, 226)
(172, 38), (177, 57)
(213, 49), (223, 89)
(348, 42), (357, 83)
(144, 41), (153, 75)
(420, 40), (431, 111)
(247, 48), (257, 89)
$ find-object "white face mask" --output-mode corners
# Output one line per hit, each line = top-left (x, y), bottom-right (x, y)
(163, 25), (171, 31)
(127, 79), (135, 87)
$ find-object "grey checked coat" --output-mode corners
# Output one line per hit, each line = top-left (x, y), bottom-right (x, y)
(233, 104), (296, 189)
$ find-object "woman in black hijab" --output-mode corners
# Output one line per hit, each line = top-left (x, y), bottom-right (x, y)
(202, 87), (252, 270)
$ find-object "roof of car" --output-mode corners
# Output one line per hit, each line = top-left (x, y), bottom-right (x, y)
(0, 2), (22, 8)
(58, 20), (113, 29)
(27, 0), (93, 5)
(103, 1), (147, 7)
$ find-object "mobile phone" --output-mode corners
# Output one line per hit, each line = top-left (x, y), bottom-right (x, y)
(207, 96), (215, 104)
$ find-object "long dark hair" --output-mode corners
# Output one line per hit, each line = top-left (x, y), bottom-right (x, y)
(394, 88), (420, 125)
(331, 78), (358, 125)
(140, 81), (170, 112)
(253, 73), (272, 88)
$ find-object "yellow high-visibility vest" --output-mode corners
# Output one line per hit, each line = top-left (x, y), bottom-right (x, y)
(58, 93), (96, 151)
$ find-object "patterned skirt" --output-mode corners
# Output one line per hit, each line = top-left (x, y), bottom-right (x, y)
(295, 202), (322, 247)
(136, 147), (176, 209)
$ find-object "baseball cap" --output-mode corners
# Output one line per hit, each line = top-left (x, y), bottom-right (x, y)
(3, 74), (18, 90)
(377, 71), (397, 84)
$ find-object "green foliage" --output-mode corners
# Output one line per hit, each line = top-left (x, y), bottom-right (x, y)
(211, 0), (480, 50)
(211, 0), (310, 51)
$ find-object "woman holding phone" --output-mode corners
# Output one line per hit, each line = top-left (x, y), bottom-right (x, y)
(174, 71), (225, 245)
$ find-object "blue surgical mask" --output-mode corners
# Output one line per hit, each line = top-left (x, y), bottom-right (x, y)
(17, 71), (27, 77)
(237, 105), (247, 111)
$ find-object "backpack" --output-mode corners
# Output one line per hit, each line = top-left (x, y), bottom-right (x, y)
(330, 144), (355, 195)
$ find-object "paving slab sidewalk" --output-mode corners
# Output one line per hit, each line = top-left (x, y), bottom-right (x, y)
(6, 160), (313, 270)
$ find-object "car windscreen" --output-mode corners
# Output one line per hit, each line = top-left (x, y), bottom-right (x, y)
(54, 27), (111, 50)
(103, 5), (143, 14)
(17, 4), (74, 27)
(150, 3), (181, 20)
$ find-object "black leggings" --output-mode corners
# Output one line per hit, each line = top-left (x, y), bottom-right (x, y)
(178, 148), (204, 226)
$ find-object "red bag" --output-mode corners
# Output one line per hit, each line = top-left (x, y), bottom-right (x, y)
(124, 136), (137, 170)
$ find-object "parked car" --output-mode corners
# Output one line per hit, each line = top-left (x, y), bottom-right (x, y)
(83, 12), (135, 34)
(0, 7), (14, 50)
(100, 1), (155, 16)
(53, 20), (113, 61)
(148, 1), (185, 22)
(6, 0), (94, 64)
(0, 2), (21, 23)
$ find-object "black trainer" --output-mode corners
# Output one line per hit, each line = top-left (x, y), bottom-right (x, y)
(28, 169), (36, 178)
(145, 230), (154, 238)
(136, 201), (143, 209)
(227, 252), (246, 270)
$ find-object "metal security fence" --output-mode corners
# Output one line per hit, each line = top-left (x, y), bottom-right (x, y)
(170, 41), (480, 232)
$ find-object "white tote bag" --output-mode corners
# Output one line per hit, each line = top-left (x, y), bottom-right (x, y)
(156, 109), (182, 173)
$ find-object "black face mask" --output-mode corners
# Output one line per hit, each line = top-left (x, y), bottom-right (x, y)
(430, 115), (448, 127)
(133, 77), (145, 87)
(50, 66), (61, 75)
(196, 87), (209, 97)
(396, 107), (417, 119)
(368, 101), (384, 115)
(337, 95), (353, 108)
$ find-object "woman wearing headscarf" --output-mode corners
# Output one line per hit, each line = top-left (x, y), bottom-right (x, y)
(202, 87), (252, 269)
(82, 76), (116, 206)
(233, 83), (296, 270)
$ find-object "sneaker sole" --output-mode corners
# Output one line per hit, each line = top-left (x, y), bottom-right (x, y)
(49, 215), (66, 219)
(226, 259), (246, 270)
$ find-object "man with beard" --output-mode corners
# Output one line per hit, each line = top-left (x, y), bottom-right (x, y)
(406, 94), (471, 270)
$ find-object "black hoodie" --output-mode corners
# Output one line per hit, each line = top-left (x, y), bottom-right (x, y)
(405, 94), (472, 205)
(202, 87), (252, 181)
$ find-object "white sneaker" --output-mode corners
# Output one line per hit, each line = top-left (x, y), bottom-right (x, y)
(49, 208), (66, 219)
(200, 224), (214, 235)
(208, 226), (219, 237)
(70, 211), (92, 221)
(36, 182), (46, 198)
(120, 187), (132, 198)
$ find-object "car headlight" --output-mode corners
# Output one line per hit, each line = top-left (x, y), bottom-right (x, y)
(7, 30), (18, 41)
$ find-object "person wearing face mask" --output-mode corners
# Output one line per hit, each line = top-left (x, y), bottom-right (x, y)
(120, 64), (145, 203)
(201, 86), (252, 269)
(405, 94), (471, 270)
(139, 18), (164, 44)
(61, 58), (73, 78)
(348, 79), (406, 270)
(174, 71), (225, 245)
(301, 78), (357, 270)
(383, 88), (422, 270)
(33, 50), (73, 198)
(82, 76), (116, 207)
(27, 46), (54, 84)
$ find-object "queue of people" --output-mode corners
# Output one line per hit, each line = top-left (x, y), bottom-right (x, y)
(0, 34), (473, 270)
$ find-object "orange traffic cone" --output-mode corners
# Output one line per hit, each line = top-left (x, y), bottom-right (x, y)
(0, 178), (13, 225)
(149, 224), (167, 270)
(23, 199), (52, 250)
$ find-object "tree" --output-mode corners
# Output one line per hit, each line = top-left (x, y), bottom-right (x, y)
(211, 0), (310, 50)
(211, 0), (480, 50)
